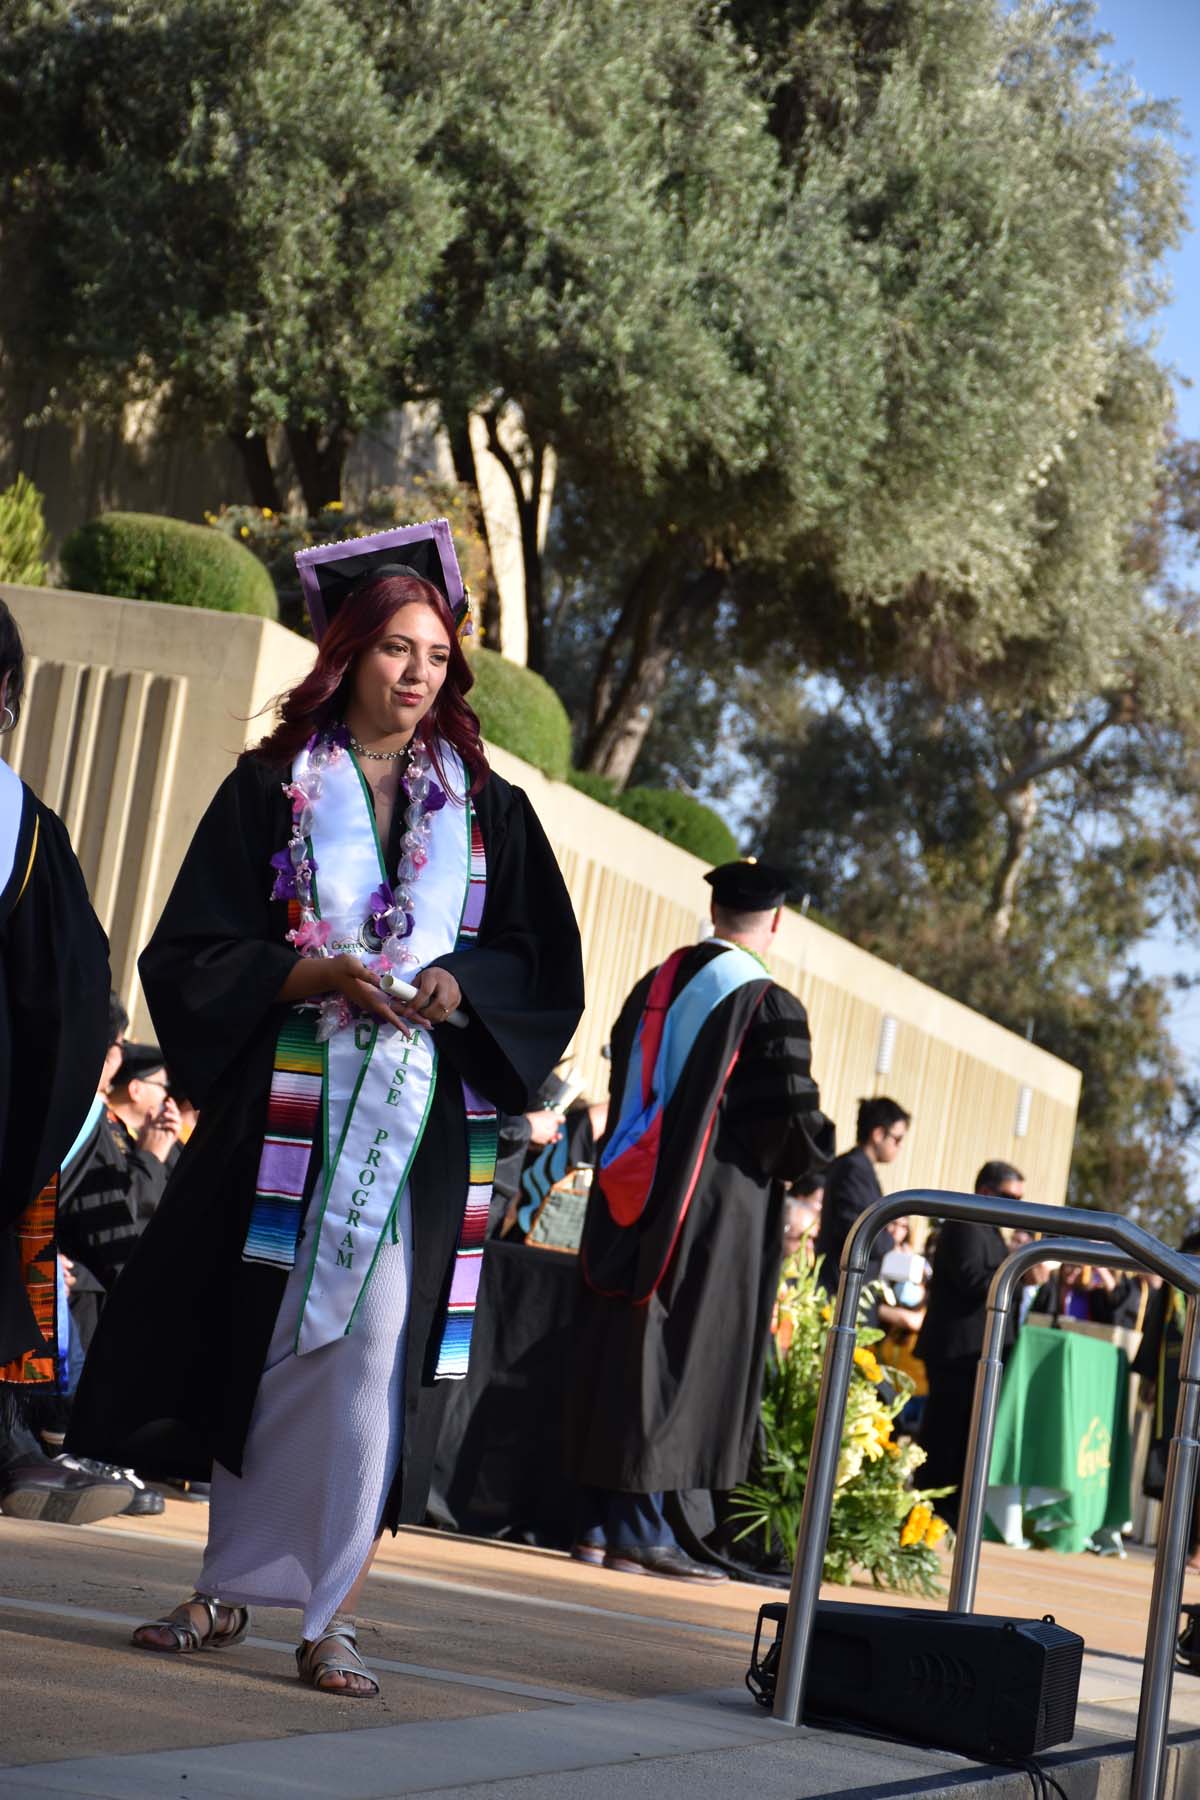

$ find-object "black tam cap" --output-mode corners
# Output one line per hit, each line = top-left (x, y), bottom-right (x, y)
(295, 520), (470, 643)
(705, 860), (790, 912)
(113, 1042), (166, 1089)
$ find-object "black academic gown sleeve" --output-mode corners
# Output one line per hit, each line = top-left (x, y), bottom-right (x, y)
(0, 794), (109, 1368)
(432, 778), (584, 1115)
(722, 985), (834, 1181)
(138, 757), (298, 1107)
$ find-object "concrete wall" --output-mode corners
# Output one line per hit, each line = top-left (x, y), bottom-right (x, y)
(4, 581), (1082, 1203)
(2, 584), (313, 1014)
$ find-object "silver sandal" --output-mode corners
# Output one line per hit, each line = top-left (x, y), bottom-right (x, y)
(296, 1614), (380, 1698)
(131, 1591), (250, 1654)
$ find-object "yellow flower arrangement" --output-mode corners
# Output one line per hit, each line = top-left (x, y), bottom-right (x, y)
(732, 1253), (953, 1596)
(900, 1503), (933, 1548)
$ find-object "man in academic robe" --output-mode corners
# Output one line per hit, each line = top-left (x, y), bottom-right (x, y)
(566, 861), (832, 1582)
(916, 1160), (1024, 1527)
(812, 1095), (911, 1291)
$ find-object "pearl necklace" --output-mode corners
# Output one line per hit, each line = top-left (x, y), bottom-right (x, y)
(350, 733), (413, 764)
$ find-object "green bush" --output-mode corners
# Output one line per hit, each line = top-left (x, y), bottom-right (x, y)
(615, 785), (739, 863)
(468, 646), (572, 781)
(567, 768), (620, 807)
(0, 475), (49, 585)
(61, 511), (278, 618)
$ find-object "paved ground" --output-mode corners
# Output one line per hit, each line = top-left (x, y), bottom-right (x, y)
(2, 1501), (1200, 1795)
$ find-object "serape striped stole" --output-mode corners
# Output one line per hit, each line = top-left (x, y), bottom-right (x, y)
(434, 810), (494, 1378)
(241, 999), (324, 1268)
(244, 806), (497, 1381)
(0, 1173), (59, 1387)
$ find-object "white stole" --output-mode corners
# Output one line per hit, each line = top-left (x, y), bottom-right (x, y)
(294, 741), (470, 1355)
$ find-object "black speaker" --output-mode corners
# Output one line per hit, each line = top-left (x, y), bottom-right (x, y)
(748, 1600), (1083, 1760)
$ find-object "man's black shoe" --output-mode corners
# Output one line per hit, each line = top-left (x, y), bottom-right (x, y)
(123, 1487), (166, 1517)
(0, 1459), (135, 1526)
(72, 1457), (167, 1518)
(602, 1544), (729, 1582)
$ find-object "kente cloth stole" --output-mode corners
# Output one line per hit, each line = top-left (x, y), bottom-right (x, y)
(243, 744), (496, 1378)
(0, 1173), (59, 1388)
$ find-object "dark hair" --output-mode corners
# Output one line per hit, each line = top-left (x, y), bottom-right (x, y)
(975, 1160), (1024, 1194)
(0, 600), (26, 728)
(252, 574), (488, 795)
(856, 1096), (910, 1145)
(108, 993), (129, 1050)
(791, 1173), (826, 1200)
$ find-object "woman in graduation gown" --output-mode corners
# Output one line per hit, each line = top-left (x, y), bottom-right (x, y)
(69, 523), (583, 1695)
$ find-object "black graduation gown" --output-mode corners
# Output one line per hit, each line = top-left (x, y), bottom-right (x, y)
(1132, 1284), (1189, 1505)
(0, 784), (110, 1374)
(567, 942), (832, 1493)
(67, 753), (583, 1525)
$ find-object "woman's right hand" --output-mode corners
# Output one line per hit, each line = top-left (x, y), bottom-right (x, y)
(325, 955), (412, 1031)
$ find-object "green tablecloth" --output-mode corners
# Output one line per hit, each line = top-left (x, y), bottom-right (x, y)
(988, 1326), (1132, 1553)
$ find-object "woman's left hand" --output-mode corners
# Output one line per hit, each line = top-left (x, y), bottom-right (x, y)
(392, 965), (463, 1029)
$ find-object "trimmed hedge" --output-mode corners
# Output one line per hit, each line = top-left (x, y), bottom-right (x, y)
(468, 645), (572, 781)
(567, 768), (620, 807)
(615, 785), (739, 863)
(61, 512), (278, 619)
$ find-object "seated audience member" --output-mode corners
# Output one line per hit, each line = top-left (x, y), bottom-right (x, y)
(783, 1175), (825, 1261)
(813, 1096), (910, 1290)
(782, 1193), (818, 1262)
(1009, 1227), (1053, 1326)
(875, 1217), (930, 1427)
(58, 1039), (180, 1342)
(503, 1099), (607, 1242)
(916, 1160), (1024, 1527)
(1031, 1262), (1148, 1330)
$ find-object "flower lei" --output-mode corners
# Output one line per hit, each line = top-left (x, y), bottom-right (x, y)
(270, 724), (447, 1040)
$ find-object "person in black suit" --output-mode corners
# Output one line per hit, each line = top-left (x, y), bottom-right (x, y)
(813, 1096), (910, 1291)
(916, 1160), (1025, 1526)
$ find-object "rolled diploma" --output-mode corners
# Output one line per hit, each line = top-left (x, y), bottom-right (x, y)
(379, 969), (468, 1029)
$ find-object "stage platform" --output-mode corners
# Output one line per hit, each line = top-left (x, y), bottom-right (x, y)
(2, 1502), (1200, 1797)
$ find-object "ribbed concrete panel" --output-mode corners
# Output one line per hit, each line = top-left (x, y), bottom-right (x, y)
(2, 653), (189, 1026)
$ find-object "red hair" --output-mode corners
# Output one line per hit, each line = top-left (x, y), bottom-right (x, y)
(252, 573), (489, 795)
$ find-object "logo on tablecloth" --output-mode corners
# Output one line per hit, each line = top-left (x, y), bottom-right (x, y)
(1077, 1416), (1112, 1481)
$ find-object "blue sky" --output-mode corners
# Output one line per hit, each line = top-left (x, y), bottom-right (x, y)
(1093, 1), (1200, 439)
(1090, 4), (1200, 1086)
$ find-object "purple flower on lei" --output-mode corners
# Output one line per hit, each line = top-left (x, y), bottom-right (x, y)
(367, 880), (393, 927)
(270, 848), (298, 901)
(422, 781), (447, 813)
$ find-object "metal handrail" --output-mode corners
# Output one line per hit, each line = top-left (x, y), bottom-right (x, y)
(768, 1189), (1200, 1800)
(948, 1236), (1160, 1612)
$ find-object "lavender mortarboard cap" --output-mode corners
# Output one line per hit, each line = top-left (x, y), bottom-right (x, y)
(294, 519), (467, 642)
